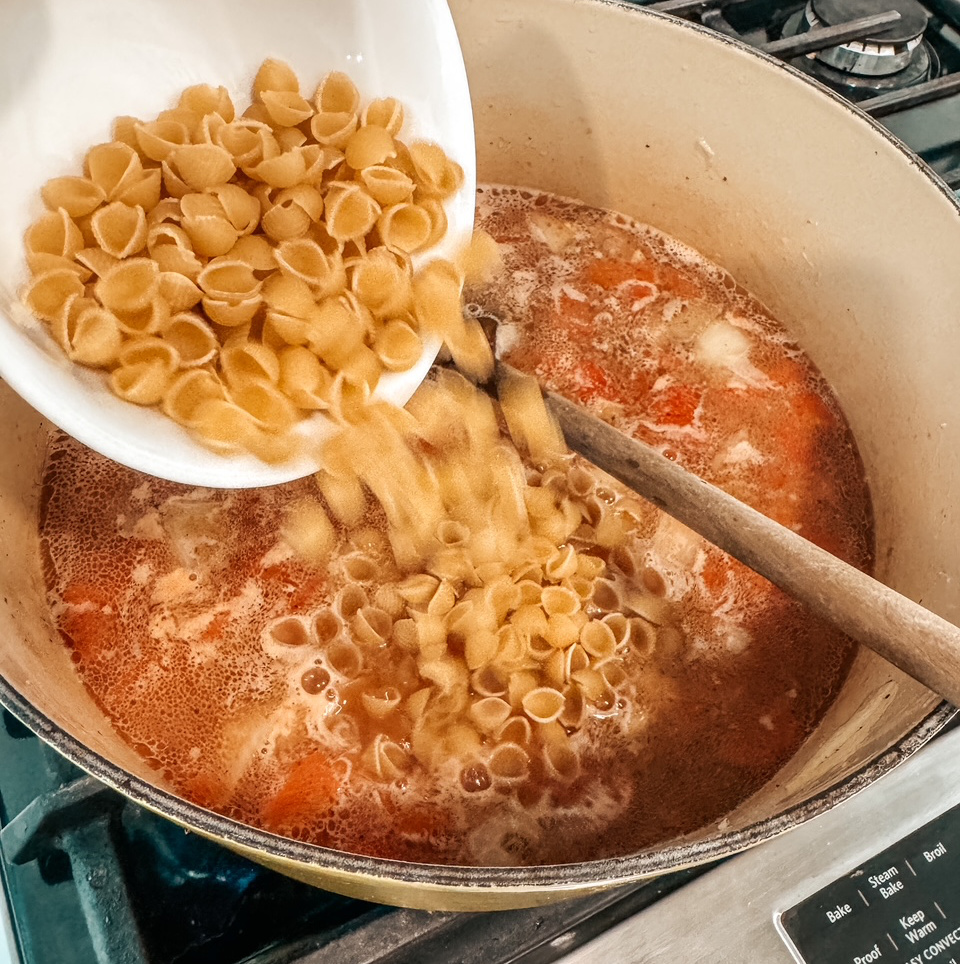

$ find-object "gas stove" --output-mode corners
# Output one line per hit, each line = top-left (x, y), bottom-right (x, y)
(3, 2), (960, 963)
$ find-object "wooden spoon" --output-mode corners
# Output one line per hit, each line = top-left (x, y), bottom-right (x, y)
(506, 362), (960, 707)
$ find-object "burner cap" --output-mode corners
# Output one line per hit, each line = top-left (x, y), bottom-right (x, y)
(810, 0), (928, 46)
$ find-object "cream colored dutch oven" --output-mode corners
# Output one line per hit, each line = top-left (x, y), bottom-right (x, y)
(0, 0), (957, 910)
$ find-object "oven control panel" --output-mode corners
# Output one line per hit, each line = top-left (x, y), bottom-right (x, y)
(777, 801), (960, 964)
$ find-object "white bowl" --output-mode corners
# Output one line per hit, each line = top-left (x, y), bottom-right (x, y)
(0, 0), (475, 488)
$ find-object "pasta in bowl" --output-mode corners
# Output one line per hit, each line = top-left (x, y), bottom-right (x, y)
(0, 0), (476, 488)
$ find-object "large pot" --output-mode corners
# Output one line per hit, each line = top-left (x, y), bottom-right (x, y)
(0, 0), (958, 911)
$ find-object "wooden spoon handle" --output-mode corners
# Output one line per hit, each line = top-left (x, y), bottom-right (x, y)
(538, 380), (960, 707)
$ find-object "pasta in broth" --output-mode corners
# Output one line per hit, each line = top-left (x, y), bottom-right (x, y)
(39, 187), (873, 866)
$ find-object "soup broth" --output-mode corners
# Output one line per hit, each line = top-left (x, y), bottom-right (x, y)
(39, 186), (873, 866)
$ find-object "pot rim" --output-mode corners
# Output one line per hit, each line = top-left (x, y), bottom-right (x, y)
(3, 0), (959, 894)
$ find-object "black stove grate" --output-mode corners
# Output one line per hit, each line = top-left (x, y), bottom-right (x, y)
(0, 709), (711, 964)
(632, 0), (960, 185)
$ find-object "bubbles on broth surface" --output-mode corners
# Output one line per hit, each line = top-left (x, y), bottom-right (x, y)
(38, 185), (873, 866)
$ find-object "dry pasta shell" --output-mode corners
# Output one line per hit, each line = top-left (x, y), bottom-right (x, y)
(274, 238), (345, 295)
(253, 58), (300, 101)
(180, 192), (225, 220)
(26, 252), (90, 282)
(247, 149), (307, 189)
(261, 89), (313, 127)
(419, 197), (449, 249)
(276, 127), (308, 151)
(408, 140), (464, 199)
(275, 184), (324, 222)
(309, 110), (357, 150)
(114, 296), (171, 338)
(156, 106), (204, 139)
(303, 144), (342, 183)
(377, 202), (433, 254)
(306, 296), (365, 367)
(324, 182), (380, 242)
(179, 84), (235, 123)
(361, 97), (404, 136)
(64, 304), (123, 367)
(118, 336), (179, 373)
(325, 371), (371, 425)
(160, 158), (190, 199)
(230, 379), (297, 431)
(40, 176), (105, 218)
(167, 144), (236, 192)
(134, 119), (190, 162)
(209, 184), (261, 234)
(374, 320), (421, 373)
(197, 260), (261, 303)
(49, 293), (88, 352)
(147, 222), (193, 254)
(22, 268), (84, 324)
(181, 214), (240, 258)
(344, 124), (396, 171)
(227, 234), (276, 272)
(338, 344), (382, 391)
(90, 201), (148, 259)
(161, 368), (226, 424)
(111, 115), (141, 153)
(110, 360), (173, 406)
(146, 197), (183, 228)
(85, 141), (141, 198)
(24, 209), (84, 259)
(220, 339), (280, 388)
(359, 165), (414, 207)
(263, 311), (311, 349)
(94, 257), (160, 314)
(202, 294), (261, 327)
(158, 272), (203, 313)
(214, 119), (272, 167)
(152, 244), (203, 281)
(114, 168), (163, 212)
(161, 311), (217, 366)
(189, 396), (255, 452)
(261, 199), (312, 242)
(314, 71), (360, 114)
(348, 247), (412, 318)
(262, 273), (316, 317)
(277, 345), (332, 409)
